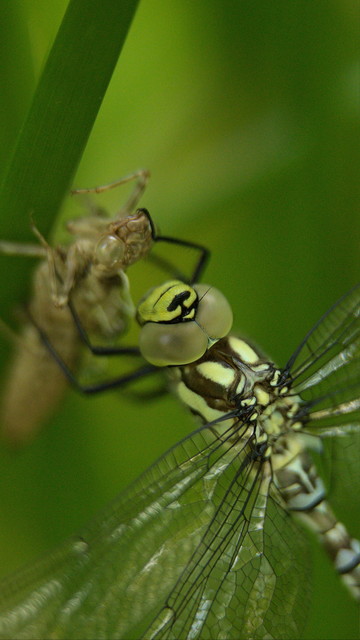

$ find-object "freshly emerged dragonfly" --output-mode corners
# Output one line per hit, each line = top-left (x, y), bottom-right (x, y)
(0, 170), (207, 445)
(0, 274), (359, 639)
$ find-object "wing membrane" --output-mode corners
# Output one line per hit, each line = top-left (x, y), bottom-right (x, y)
(0, 416), (308, 640)
(146, 460), (308, 640)
(283, 284), (360, 435)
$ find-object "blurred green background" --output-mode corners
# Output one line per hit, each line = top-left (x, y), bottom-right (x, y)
(0, 1), (359, 638)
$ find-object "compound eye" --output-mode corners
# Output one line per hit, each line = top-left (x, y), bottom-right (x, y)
(95, 235), (125, 269)
(194, 284), (233, 339)
(137, 282), (233, 366)
(139, 321), (209, 367)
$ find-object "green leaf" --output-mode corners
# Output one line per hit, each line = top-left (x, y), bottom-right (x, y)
(0, 0), (139, 307)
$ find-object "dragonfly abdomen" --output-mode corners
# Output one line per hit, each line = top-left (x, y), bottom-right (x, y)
(276, 448), (360, 601)
(300, 499), (360, 601)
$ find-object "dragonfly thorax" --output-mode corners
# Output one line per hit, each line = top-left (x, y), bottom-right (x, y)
(173, 336), (302, 454)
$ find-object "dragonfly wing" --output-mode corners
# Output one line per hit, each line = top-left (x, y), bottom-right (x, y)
(283, 283), (360, 436)
(0, 418), (308, 640)
(319, 429), (360, 514)
(1, 422), (216, 640)
(145, 453), (309, 640)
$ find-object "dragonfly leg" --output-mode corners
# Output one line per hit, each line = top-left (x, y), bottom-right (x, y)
(30, 309), (158, 394)
(67, 299), (139, 357)
(71, 168), (150, 220)
(153, 231), (209, 283)
(0, 239), (47, 258)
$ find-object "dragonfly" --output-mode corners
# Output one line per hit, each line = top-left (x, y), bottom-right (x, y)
(0, 170), (207, 445)
(0, 270), (359, 638)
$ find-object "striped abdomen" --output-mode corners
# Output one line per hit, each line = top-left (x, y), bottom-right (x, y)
(275, 446), (360, 601)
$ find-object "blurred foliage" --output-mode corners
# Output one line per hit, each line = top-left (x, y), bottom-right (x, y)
(0, 1), (359, 638)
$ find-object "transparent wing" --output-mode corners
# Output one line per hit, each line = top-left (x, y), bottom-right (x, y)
(318, 429), (360, 515)
(0, 417), (309, 640)
(282, 283), (360, 436)
(144, 457), (309, 640)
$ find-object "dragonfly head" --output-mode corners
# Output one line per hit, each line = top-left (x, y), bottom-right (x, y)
(137, 280), (233, 366)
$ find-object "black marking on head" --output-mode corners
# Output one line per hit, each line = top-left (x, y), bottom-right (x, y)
(167, 290), (191, 312)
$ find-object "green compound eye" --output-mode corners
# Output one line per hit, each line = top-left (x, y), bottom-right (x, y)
(137, 281), (233, 366)
(194, 284), (233, 341)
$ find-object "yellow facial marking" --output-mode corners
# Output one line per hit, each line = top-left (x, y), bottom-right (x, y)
(228, 337), (258, 364)
(185, 308), (196, 320)
(137, 280), (197, 325)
